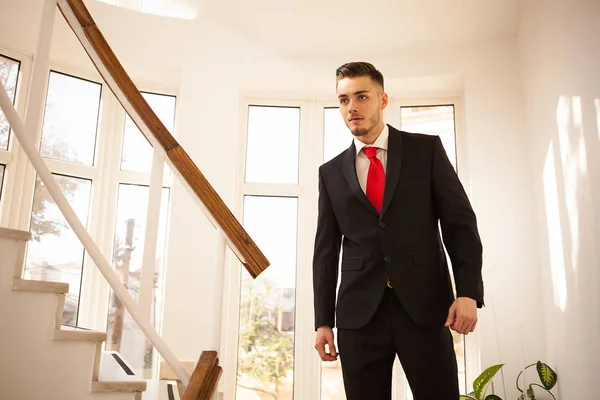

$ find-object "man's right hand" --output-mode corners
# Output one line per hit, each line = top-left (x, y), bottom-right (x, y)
(315, 326), (338, 361)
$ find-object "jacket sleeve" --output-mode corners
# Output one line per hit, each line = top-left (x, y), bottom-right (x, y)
(313, 166), (343, 329)
(431, 136), (484, 307)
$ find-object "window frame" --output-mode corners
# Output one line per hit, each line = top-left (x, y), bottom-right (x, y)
(0, 51), (179, 379)
(223, 93), (477, 400)
(0, 46), (31, 227)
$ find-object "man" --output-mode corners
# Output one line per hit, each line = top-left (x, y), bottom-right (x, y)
(313, 62), (483, 399)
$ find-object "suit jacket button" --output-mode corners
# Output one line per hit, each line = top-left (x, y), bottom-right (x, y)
(379, 221), (386, 228)
(384, 256), (391, 262)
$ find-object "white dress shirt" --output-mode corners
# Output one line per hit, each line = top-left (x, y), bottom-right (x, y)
(354, 124), (389, 194)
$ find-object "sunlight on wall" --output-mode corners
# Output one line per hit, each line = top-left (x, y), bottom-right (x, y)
(543, 142), (568, 311)
(595, 99), (600, 141)
(556, 96), (586, 273)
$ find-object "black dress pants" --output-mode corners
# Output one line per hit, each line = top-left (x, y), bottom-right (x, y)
(337, 287), (459, 400)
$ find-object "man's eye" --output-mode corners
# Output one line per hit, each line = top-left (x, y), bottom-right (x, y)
(358, 95), (367, 100)
(340, 99), (348, 104)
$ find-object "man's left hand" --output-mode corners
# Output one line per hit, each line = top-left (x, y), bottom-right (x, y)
(444, 297), (477, 335)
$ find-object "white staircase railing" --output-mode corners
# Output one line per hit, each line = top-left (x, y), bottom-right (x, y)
(0, 0), (269, 393)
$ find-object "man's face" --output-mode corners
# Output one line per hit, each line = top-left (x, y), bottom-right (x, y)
(336, 76), (388, 140)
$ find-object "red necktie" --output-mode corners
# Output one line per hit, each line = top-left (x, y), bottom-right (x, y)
(362, 147), (385, 213)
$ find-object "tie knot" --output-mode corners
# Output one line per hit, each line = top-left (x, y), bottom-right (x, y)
(363, 146), (379, 159)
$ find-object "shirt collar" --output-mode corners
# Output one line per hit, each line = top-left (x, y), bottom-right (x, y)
(354, 124), (389, 155)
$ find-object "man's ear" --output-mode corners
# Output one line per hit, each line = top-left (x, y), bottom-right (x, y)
(380, 92), (389, 110)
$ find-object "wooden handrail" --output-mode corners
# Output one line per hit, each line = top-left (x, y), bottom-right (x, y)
(182, 351), (222, 400)
(56, 0), (269, 278)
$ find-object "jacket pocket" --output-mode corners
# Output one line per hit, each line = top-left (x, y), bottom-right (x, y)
(398, 180), (427, 188)
(341, 257), (363, 271)
(412, 251), (440, 266)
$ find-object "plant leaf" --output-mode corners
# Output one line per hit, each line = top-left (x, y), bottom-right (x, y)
(485, 395), (502, 400)
(536, 361), (557, 390)
(474, 364), (504, 399)
(459, 396), (478, 400)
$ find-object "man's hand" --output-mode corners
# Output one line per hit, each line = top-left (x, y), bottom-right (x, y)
(445, 297), (478, 335)
(315, 326), (338, 361)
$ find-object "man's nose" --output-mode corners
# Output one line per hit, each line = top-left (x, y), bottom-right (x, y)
(347, 100), (356, 112)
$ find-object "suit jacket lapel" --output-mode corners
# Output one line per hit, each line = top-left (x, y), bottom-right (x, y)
(343, 142), (379, 216)
(381, 126), (403, 217)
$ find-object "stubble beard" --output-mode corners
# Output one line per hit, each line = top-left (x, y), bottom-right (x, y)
(350, 113), (380, 138)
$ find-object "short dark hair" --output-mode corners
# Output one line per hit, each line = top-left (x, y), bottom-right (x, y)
(335, 62), (384, 90)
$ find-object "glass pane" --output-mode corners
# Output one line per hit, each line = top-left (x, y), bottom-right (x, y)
(400, 105), (457, 170)
(0, 164), (5, 201)
(245, 106), (300, 184)
(323, 107), (352, 163)
(121, 92), (176, 172)
(40, 72), (101, 166)
(0, 55), (21, 151)
(106, 184), (170, 378)
(24, 174), (92, 326)
(237, 196), (298, 400)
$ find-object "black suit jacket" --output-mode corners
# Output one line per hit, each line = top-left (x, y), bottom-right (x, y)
(313, 126), (483, 330)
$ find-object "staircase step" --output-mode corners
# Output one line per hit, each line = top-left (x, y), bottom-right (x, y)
(144, 380), (181, 400)
(94, 351), (147, 394)
(92, 380), (147, 393)
(0, 227), (31, 241)
(12, 278), (69, 294)
(54, 325), (107, 342)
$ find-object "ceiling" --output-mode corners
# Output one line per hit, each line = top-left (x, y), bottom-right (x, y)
(197, 0), (522, 58)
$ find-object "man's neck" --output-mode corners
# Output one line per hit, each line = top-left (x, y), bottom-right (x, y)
(356, 122), (386, 145)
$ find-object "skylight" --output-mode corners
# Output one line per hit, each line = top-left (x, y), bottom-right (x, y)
(97, 0), (196, 20)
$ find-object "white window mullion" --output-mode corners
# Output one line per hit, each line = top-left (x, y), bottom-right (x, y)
(117, 169), (173, 187)
(79, 90), (121, 331)
(139, 148), (165, 379)
(219, 99), (250, 400)
(43, 158), (98, 181)
(14, 0), (56, 233)
(241, 183), (300, 197)
(0, 48), (31, 228)
(294, 99), (321, 400)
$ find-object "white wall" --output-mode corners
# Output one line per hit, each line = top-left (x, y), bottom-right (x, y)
(519, 1), (600, 397)
(0, 1), (550, 397)
(168, 35), (545, 398)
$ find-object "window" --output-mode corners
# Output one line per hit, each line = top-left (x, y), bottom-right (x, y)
(121, 91), (176, 172)
(96, 0), (197, 19)
(236, 105), (301, 400)
(4, 58), (176, 379)
(0, 54), (20, 151)
(228, 98), (467, 400)
(107, 90), (176, 378)
(0, 54), (21, 206)
(24, 71), (101, 326)
(245, 106), (300, 184)
(106, 184), (170, 377)
(323, 107), (352, 163)
(400, 105), (457, 170)
(40, 71), (101, 166)
(24, 174), (93, 325)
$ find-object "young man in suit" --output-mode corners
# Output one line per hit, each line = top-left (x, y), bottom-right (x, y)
(313, 62), (484, 399)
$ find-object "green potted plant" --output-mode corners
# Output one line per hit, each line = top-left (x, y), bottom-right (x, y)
(460, 361), (558, 400)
